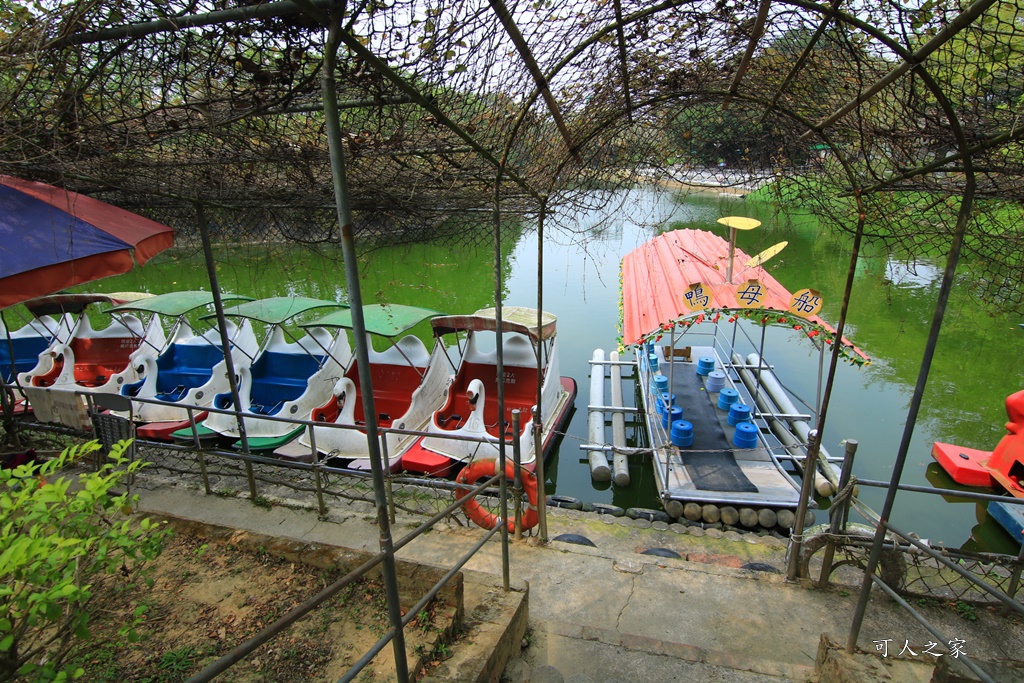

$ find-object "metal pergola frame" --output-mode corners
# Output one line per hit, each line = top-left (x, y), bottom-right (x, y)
(3, 1), (1024, 679)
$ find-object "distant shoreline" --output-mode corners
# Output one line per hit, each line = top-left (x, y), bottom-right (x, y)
(652, 176), (753, 198)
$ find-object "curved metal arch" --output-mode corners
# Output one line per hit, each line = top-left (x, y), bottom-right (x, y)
(492, 0), (997, 191)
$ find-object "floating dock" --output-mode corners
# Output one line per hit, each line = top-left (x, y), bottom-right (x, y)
(639, 343), (803, 517)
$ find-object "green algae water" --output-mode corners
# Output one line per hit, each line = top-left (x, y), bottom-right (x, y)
(58, 188), (1024, 552)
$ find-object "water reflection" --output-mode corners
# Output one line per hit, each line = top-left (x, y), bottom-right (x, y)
(69, 186), (1022, 550)
(884, 258), (943, 288)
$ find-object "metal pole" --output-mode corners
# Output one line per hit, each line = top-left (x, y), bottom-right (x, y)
(868, 575), (997, 683)
(726, 226), (737, 283)
(196, 202), (255, 499)
(0, 312), (19, 449)
(814, 338), (825, 427)
(785, 429), (818, 582)
(493, 170), (511, 590)
(837, 440), (857, 530)
(314, 466), (327, 518)
(189, 408), (212, 495)
(534, 199), (549, 542)
(781, 154), (868, 586)
(533, 410), (546, 540)
(319, 23), (408, 681)
(755, 323), (767, 408)
(308, 425), (327, 517)
(382, 433), (396, 525)
(1004, 539), (1024, 612)
(847, 174), (977, 653)
(512, 409), (523, 541)
(817, 439), (857, 587)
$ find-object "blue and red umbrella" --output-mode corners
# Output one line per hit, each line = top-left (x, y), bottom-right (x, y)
(0, 175), (175, 309)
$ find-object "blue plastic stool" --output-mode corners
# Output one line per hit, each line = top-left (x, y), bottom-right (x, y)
(733, 422), (759, 448)
(670, 420), (694, 447)
(728, 403), (752, 425)
(663, 405), (683, 428)
(717, 388), (740, 410)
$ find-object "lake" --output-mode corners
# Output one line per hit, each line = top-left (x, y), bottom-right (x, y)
(43, 186), (1024, 552)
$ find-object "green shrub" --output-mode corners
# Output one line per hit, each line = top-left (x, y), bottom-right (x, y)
(0, 441), (170, 681)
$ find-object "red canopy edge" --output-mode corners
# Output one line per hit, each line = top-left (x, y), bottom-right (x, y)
(621, 229), (867, 361)
(0, 252), (137, 310)
(430, 314), (552, 341)
(0, 176), (174, 265)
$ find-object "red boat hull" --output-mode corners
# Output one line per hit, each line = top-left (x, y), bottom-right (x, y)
(931, 442), (996, 488)
(137, 412), (208, 442)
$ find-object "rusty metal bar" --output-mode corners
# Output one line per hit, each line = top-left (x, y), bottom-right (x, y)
(336, 522), (502, 683)
(848, 171), (977, 652)
(393, 474), (502, 553)
(316, 17), (409, 681)
(868, 574), (996, 683)
(798, 0), (999, 139)
(487, 0), (579, 162)
(723, 0), (772, 109)
(195, 202), (255, 498)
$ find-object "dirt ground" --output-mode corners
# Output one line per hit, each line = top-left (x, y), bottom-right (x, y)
(68, 531), (455, 683)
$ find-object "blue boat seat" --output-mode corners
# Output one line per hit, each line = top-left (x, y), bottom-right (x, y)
(154, 344), (226, 399)
(247, 351), (325, 415)
(123, 343), (227, 400)
(0, 335), (51, 383)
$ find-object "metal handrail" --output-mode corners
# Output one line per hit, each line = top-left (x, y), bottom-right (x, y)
(5, 380), (527, 683)
(869, 573), (996, 683)
(184, 471), (508, 683)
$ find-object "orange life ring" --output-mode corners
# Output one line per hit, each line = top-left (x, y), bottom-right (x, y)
(455, 458), (538, 532)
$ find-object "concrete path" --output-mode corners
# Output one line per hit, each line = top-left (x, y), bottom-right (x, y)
(132, 479), (1023, 682)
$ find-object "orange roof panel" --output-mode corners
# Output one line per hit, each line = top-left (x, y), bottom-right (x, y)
(621, 229), (866, 360)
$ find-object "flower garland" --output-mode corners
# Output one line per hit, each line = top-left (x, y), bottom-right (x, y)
(631, 307), (870, 367)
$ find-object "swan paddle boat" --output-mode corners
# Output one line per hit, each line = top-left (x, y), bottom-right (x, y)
(175, 296), (350, 451)
(1, 312), (65, 386)
(106, 291), (258, 440)
(272, 303), (449, 471)
(400, 306), (577, 478)
(17, 293), (162, 395)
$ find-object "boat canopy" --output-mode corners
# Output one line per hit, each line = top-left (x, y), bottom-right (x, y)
(22, 292), (152, 317)
(430, 306), (557, 341)
(621, 229), (866, 359)
(107, 291), (253, 317)
(303, 303), (442, 338)
(201, 296), (345, 324)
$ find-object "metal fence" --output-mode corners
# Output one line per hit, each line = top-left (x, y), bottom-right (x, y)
(2, 385), (530, 682)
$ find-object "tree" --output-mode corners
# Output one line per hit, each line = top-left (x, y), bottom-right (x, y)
(0, 441), (169, 682)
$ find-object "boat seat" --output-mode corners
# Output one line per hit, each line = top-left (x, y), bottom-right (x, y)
(0, 334), (51, 383)
(250, 400), (286, 416)
(68, 336), (143, 384)
(157, 344), (225, 379)
(31, 359), (64, 386)
(338, 360), (426, 426)
(248, 351), (324, 408)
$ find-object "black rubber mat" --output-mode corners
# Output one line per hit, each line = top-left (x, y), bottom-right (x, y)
(681, 451), (759, 492)
(662, 359), (759, 493)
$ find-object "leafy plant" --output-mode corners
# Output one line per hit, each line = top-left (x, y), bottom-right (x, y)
(0, 441), (170, 681)
(156, 645), (199, 678)
(954, 600), (978, 622)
